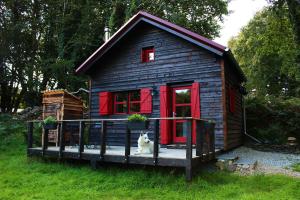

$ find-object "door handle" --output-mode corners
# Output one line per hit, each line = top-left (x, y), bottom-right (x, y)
(173, 112), (176, 117)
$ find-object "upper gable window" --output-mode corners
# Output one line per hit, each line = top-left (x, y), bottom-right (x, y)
(141, 46), (155, 63)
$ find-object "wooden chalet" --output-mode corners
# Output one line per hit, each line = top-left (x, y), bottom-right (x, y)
(27, 11), (246, 181)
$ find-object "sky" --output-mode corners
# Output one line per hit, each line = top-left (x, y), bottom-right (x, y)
(214, 0), (269, 46)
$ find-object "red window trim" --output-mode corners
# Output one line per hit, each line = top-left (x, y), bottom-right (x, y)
(113, 91), (141, 114)
(141, 47), (155, 63)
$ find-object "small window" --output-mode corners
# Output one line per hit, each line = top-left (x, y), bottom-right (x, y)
(114, 92), (128, 114)
(141, 47), (154, 63)
(114, 91), (141, 114)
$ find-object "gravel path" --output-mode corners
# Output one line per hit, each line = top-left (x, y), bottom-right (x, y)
(216, 146), (300, 177)
(217, 146), (300, 168)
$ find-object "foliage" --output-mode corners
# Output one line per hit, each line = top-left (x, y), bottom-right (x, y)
(43, 116), (57, 125)
(0, 0), (228, 113)
(246, 97), (300, 144)
(0, 114), (26, 149)
(128, 113), (148, 122)
(229, 6), (300, 98)
(292, 163), (300, 172)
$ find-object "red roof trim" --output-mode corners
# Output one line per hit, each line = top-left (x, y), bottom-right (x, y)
(76, 11), (226, 74)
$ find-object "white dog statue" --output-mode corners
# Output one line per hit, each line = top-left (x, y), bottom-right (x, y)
(137, 131), (153, 154)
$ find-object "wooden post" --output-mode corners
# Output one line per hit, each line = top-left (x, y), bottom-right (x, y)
(125, 126), (131, 163)
(196, 120), (205, 158)
(209, 123), (215, 160)
(27, 122), (33, 155)
(153, 119), (159, 165)
(42, 128), (49, 156)
(27, 122), (33, 148)
(185, 120), (193, 181)
(78, 121), (85, 158)
(100, 121), (107, 160)
(59, 122), (65, 158)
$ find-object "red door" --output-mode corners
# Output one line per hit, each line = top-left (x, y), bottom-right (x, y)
(172, 86), (192, 143)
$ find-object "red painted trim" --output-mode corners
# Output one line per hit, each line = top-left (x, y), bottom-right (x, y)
(160, 85), (171, 144)
(191, 82), (201, 144)
(99, 92), (113, 115)
(172, 86), (192, 143)
(140, 88), (152, 113)
(113, 91), (143, 114)
(75, 11), (226, 74)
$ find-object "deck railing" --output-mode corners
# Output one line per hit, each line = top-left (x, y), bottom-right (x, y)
(27, 117), (215, 181)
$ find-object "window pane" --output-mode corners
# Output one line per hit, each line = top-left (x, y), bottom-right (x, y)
(175, 106), (191, 117)
(176, 122), (187, 137)
(175, 89), (191, 104)
(130, 103), (140, 113)
(116, 104), (127, 113)
(148, 52), (154, 61)
(130, 91), (140, 101)
(115, 93), (127, 102)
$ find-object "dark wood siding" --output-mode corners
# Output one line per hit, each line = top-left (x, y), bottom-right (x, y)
(87, 22), (225, 148)
(224, 61), (244, 149)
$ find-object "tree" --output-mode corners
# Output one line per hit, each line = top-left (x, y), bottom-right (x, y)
(1, 0), (229, 113)
(229, 6), (300, 98)
(110, 0), (229, 39)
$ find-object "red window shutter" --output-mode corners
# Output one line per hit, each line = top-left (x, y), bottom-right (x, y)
(140, 88), (152, 113)
(229, 88), (235, 113)
(191, 82), (201, 144)
(99, 92), (113, 115)
(191, 82), (201, 119)
(160, 85), (171, 144)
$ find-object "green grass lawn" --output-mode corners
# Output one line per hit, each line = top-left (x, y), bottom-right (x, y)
(0, 118), (299, 200)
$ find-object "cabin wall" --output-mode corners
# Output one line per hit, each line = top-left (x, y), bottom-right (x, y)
(224, 61), (244, 149)
(88, 23), (225, 148)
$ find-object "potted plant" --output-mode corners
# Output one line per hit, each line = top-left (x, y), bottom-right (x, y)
(42, 116), (58, 130)
(127, 114), (149, 130)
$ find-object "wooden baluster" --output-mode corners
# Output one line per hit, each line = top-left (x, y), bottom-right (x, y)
(209, 123), (215, 160)
(100, 121), (107, 161)
(195, 120), (200, 157)
(27, 122), (33, 148)
(78, 121), (85, 158)
(125, 125), (131, 163)
(153, 119), (159, 165)
(185, 120), (193, 181)
(59, 122), (65, 158)
(27, 122), (33, 155)
(42, 128), (49, 156)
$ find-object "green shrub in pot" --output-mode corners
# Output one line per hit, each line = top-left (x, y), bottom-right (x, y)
(127, 114), (149, 130)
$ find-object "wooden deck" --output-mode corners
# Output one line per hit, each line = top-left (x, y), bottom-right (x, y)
(27, 118), (216, 181)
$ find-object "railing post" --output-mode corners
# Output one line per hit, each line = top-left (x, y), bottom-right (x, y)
(209, 123), (215, 160)
(185, 120), (193, 181)
(125, 125), (131, 163)
(100, 121), (107, 160)
(27, 122), (33, 155)
(78, 121), (85, 158)
(59, 122), (65, 158)
(27, 122), (33, 148)
(153, 119), (159, 165)
(42, 128), (49, 156)
(196, 120), (205, 158)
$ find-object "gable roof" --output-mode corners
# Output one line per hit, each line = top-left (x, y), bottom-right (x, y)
(75, 11), (246, 81)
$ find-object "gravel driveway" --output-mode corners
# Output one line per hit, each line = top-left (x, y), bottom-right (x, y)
(216, 146), (300, 177)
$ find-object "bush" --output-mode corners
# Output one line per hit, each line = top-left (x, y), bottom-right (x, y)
(127, 114), (148, 122)
(246, 97), (300, 144)
(0, 114), (26, 149)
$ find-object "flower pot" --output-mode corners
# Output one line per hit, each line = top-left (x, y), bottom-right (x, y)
(43, 123), (58, 130)
(127, 121), (149, 130)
